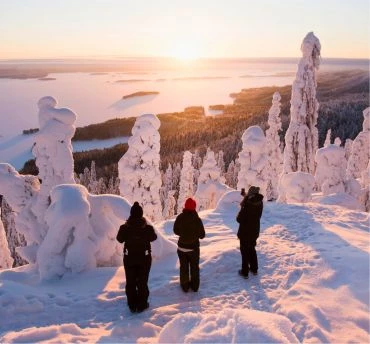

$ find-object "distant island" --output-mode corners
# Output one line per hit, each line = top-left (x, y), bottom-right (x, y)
(172, 76), (230, 81)
(122, 91), (159, 100)
(115, 79), (150, 83)
(38, 77), (56, 81)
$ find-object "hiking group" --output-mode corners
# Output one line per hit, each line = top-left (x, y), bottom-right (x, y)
(116, 186), (264, 313)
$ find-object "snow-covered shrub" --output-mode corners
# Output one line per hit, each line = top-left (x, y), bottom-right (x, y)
(347, 107), (370, 179)
(118, 114), (162, 222)
(38, 184), (175, 280)
(282, 32), (321, 175)
(334, 137), (341, 146)
(237, 126), (268, 197)
(194, 149), (230, 211)
(315, 144), (346, 195)
(177, 151), (194, 213)
(0, 207), (13, 269)
(266, 92), (283, 200)
(278, 172), (315, 203)
(38, 184), (97, 280)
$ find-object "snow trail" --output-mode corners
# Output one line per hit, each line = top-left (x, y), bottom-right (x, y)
(1, 200), (369, 343)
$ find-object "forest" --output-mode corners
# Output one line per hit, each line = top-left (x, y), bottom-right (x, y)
(20, 69), (369, 186)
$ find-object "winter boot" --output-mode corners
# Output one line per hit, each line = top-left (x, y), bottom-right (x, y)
(238, 269), (249, 279)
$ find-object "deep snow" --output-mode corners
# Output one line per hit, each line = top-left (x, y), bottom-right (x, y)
(0, 192), (369, 343)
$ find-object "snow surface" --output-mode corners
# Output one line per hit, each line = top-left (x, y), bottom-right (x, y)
(1, 192), (369, 343)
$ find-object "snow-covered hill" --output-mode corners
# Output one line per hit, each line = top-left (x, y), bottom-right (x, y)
(0, 193), (369, 343)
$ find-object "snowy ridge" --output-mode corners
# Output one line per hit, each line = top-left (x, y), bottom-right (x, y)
(1, 192), (369, 343)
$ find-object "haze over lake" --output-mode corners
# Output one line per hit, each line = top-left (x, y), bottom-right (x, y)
(0, 57), (368, 138)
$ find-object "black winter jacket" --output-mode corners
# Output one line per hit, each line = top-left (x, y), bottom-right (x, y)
(237, 193), (263, 242)
(116, 217), (157, 260)
(173, 210), (205, 249)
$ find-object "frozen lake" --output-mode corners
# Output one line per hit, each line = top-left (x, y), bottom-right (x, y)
(1, 57), (367, 138)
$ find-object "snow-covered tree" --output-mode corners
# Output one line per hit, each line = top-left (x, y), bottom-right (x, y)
(163, 190), (176, 219)
(344, 139), (353, 161)
(177, 151), (194, 213)
(315, 144), (346, 195)
(88, 161), (98, 194)
(118, 114), (162, 222)
(360, 161), (370, 211)
(278, 172), (315, 203)
(0, 96), (77, 263)
(324, 129), (332, 146)
(282, 32), (321, 175)
(32, 96), (76, 229)
(1, 198), (27, 267)
(192, 150), (203, 192)
(265, 92), (283, 200)
(194, 149), (230, 210)
(160, 163), (173, 210)
(0, 206), (13, 269)
(347, 107), (370, 179)
(216, 150), (226, 175)
(225, 160), (237, 188)
(237, 126), (268, 197)
(0, 164), (41, 263)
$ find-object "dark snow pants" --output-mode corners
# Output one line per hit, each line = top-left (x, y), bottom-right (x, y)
(240, 240), (258, 275)
(177, 248), (200, 291)
(123, 255), (152, 310)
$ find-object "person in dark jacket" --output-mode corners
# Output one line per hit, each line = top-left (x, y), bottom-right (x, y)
(173, 198), (205, 292)
(116, 202), (157, 313)
(236, 186), (263, 279)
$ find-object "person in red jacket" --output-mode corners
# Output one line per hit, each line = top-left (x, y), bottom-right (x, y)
(173, 198), (205, 292)
(116, 202), (157, 313)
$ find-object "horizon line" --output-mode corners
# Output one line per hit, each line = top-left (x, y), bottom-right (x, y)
(1, 55), (369, 62)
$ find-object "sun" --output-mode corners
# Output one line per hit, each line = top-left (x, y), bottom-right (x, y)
(171, 43), (200, 62)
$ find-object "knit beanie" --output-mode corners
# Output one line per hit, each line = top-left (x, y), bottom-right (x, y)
(130, 201), (143, 218)
(247, 186), (260, 197)
(184, 198), (196, 211)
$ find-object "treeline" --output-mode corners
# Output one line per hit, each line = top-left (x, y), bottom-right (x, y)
(20, 70), (369, 186)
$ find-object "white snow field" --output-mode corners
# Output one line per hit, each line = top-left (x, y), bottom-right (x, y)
(0, 191), (369, 343)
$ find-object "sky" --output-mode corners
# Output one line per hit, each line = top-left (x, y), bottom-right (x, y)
(0, 0), (369, 59)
